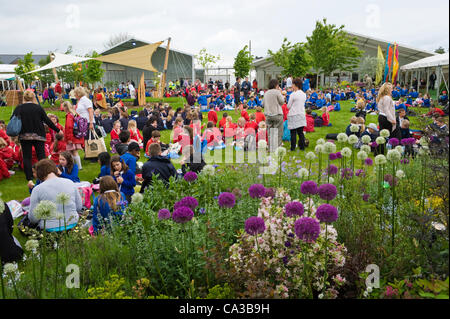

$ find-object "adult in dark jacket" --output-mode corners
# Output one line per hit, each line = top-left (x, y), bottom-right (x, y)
(142, 116), (158, 152)
(140, 143), (177, 193)
(234, 78), (241, 106)
(12, 90), (60, 181)
(136, 111), (148, 131)
(241, 77), (252, 99)
(0, 203), (24, 264)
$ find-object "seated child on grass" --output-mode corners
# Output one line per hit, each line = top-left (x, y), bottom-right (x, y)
(50, 132), (66, 165)
(58, 151), (80, 183)
(116, 130), (131, 156)
(110, 155), (136, 203)
(305, 108), (315, 133)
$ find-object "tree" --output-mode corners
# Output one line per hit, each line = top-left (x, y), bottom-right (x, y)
(233, 45), (253, 79)
(195, 48), (220, 83)
(358, 56), (378, 79)
(306, 18), (363, 88)
(14, 52), (37, 87)
(435, 46), (446, 54)
(268, 38), (310, 78)
(104, 33), (132, 49)
(37, 55), (54, 86)
(84, 51), (104, 87)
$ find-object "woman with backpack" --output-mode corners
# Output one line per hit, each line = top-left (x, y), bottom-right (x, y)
(11, 90), (61, 182)
(63, 101), (84, 170)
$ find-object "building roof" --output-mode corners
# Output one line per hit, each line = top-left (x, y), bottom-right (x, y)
(0, 64), (17, 73)
(0, 54), (48, 64)
(100, 38), (194, 58)
(401, 53), (449, 70)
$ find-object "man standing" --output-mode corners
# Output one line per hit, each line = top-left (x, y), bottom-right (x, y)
(234, 77), (241, 108)
(242, 77), (251, 100)
(286, 75), (293, 90)
(263, 79), (285, 153)
(429, 71), (437, 90)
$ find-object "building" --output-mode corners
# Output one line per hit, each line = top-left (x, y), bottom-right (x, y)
(252, 31), (435, 89)
(0, 54), (48, 65)
(99, 38), (195, 88)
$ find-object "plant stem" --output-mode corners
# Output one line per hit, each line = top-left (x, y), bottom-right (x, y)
(0, 258), (5, 299)
(39, 220), (47, 299)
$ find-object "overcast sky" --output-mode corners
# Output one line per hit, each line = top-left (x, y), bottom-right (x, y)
(1, 0), (448, 66)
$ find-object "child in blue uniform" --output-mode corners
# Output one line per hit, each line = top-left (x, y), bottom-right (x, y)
(110, 155), (136, 203)
(58, 151), (80, 183)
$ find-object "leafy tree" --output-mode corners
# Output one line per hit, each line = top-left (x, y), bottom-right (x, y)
(195, 48), (220, 82)
(268, 38), (310, 78)
(435, 47), (446, 54)
(104, 33), (132, 49)
(233, 45), (254, 79)
(358, 56), (378, 79)
(14, 52), (37, 87)
(306, 18), (363, 88)
(84, 51), (104, 87)
(37, 55), (54, 86)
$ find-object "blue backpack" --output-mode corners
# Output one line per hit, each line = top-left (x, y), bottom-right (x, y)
(73, 115), (88, 139)
(6, 113), (22, 137)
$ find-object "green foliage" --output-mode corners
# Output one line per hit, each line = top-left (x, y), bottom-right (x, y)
(84, 51), (104, 86)
(37, 55), (54, 86)
(435, 47), (446, 54)
(206, 283), (235, 299)
(14, 52), (36, 86)
(358, 56), (378, 79)
(195, 48), (220, 81)
(233, 45), (253, 79)
(268, 38), (310, 78)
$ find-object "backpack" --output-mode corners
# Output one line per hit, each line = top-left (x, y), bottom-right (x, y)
(73, 115), (88, 139)
(6, 114), (22, 137)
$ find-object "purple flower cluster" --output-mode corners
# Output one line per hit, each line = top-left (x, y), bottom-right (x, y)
(248, 184), (266, 199)
(158, 209), (171, 220)
(301, 181), (318, 195)
(318, 184), (337, 201)
(316, 204), (339, 223)
(184, 171), (198, 182)
(285, 201), (304, 218)
(335, 152), (343, 159)
(294, 217), (321, 243)
(245, 216), (266, 235)
(174, 196), (198, 211)
(341, 168), (354, 180)
(400, 158), (410, 165)
(355, 169), (366, 178)
(401, 138), (416, 146)
(218, 192), (236, 208)
(329, 153), (338, 161)
(365, 158), (373, 166)
(362, 194), (370, 202)
(172, 206), (194, 224)
(370, 142), (379, 148)
(384, 174), (399, 187)
(327, 164), (338, 175)
(264, 187), (276, 199)
(388, 138), (400, 147)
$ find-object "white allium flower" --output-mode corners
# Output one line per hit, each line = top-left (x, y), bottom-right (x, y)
(387, 150), (401, 163)
(318, 293), (324, 299)
(350, 124), (360, 133)
(202, 164), (215, 176)
(367, 286), (373, 293)
(375, 155), (387, 165)
(361, 145), (371, 154)
(418, 146), (429, 157)
(316, 138), (326, 145)
(55, 193), (70, 205)
(357, 151), (368, 161)
(363, 291), (369, 298)
(337, 133), (348, 143)
(298, 168), (309, 179)
(341, 147), (352, 158)
(131, 193), (144, 204)
(305, 152), (316, 161)
(361, 135), (372, 144)
(0, 199), (4, 214)
(54, 212), (64, 220)
(419, 137), (429, 146)
(395, 146), (404, 154)
(258, 140), (268, 149)
(315, 145), (324, 154)
(396, 170), (405, 179)
(380, 129), (390, 138)
(275, 146), (287, 159)
(348, 135), (359, 145)
(431, 222), (446, 231)
(329, 177), (335, 183)
(3, 263), (18, 275)
(33, 200), (57, 220)
(323, 142), (336, 154)
(376, 137), (386, 145)
(25, 240), (39, 252)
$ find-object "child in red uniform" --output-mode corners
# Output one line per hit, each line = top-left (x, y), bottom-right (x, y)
(208, 105), (218, 126)
(305, 108), (315, 133)
(321, 107), (331, 127)
(128, 120), (143, 147)
(254, 107), (266, 124)
(241, 105), (250, 122)
(50, 132), (67, 165)
(256, 121), (268, 144)
(202, 122), (223, 148)
(172, 118), (184, 143)
(218, 113), (228, 130)
(48, 113), (64, 142)
(245, 113), (259, 133)
(224, 116), (237, 146)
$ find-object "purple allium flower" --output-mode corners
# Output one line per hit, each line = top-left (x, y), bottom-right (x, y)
(288, 233), (295, 238)
(365, 158), (373, 166)
(401, 138), (416, 146)
(174, 196), (198, 211)
(172, 206), (194, 224)
(388, 138), (400, 147)
(284, 241), (292, 248)
(300, 181), (318, 196)
(335, 152), (342, 159)
(218, 192), (236, 208)
(316, 204), (339, 223)
(248, 184), (266, 199)
(158, 209), (171, 220)
(355, 169), (366, 177)
(327, 164), (338, 175)
(318, 184), (337, 201)
(329, 153), (338, 161)
(362, 194), (370, 202)
(384, 174), (398, 187)
(371, 142), (378, 148)
(183, 171), (198, 182)
(245, 216), (266, 235)
(400, 158), (410, 165)
(285, 201), (305, 218)
(341, 168), (353, 180)
(294, 217), (321, 243)
(264, 187), (276, 198)
(282, 256), (289, 265)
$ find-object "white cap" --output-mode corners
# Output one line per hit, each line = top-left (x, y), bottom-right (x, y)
(368, 123), (379, 131)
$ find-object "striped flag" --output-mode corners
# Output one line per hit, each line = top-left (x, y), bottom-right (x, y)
(384, 43), (393, 82)
(391, 44), (399, 85)
(375, 45), (384, 85)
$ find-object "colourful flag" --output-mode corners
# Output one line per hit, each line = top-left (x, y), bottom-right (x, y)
(376, 45), (384, 85)
(391, 44), (399, 85)
(383, 43), (393, 83)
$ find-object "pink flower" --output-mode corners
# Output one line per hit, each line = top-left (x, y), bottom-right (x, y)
(385, 286), (399, 298)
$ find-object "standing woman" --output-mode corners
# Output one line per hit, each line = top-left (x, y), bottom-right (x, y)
(12, 90), (60, 182)
(63, 101), (85, 170)
(377, 82), (397, 150)
(73, 87), (94, 168)
(287, 78), (307, 152)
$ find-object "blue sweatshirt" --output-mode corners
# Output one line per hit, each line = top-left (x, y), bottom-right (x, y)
(92, 192), (126, 233)
(197, 95), (211, 106)
(120, 152), (137, 175)
(98, 165), (111, 178)
(60, 164), (80, 183)
(114, 170), (136, 196)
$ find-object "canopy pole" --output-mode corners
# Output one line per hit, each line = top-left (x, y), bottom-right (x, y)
(159, 37), (171, 99)
(426, 68), (430, 94)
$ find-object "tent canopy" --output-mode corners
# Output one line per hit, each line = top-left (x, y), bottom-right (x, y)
(401, 53), (449, 70)
(0, 73), (15, 81)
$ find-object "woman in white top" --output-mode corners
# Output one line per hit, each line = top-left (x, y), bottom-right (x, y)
(73, 87), (94, 169)
(287, 78), (307, 151)
(377, 82), (397, 153)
